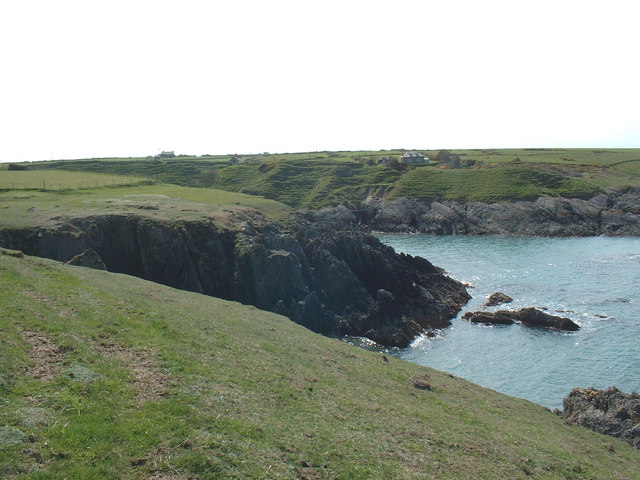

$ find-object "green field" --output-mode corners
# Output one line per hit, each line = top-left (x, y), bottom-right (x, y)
(1, 250), (639, 479)
(0, 181), (292, 229)
(19, 148), (640, 208)
(0, 170), (150, 191)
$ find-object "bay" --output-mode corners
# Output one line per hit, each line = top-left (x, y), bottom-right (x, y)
(376, 234), (640, 410)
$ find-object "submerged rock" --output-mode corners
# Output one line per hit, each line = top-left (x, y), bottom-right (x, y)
(563, 386), (640, 448)
(463, 307), (579, 331)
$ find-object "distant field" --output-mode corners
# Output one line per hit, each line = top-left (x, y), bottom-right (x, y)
(391, 167), (599, 202)
(18, 148), (640, 207)
(0, 170), (150, 191)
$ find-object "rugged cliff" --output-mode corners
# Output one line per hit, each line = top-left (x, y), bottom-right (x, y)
(363, 187), (640, 236)
(0, 213), (469, 347)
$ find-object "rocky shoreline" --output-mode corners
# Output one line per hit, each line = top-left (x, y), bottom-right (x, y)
(360, 187), (640, 236)
(562, 387), (640, 448)
(0, 212), (469, 348)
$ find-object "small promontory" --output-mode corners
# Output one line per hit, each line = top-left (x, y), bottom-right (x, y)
(0, 210), (469, 347)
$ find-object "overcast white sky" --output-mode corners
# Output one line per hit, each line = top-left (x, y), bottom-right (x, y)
(1, 0), (638, 162)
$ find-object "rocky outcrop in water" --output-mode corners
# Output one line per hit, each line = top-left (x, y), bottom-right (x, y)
(363, 187), (640, 236)
(485, 292), (513, 307)
(0, 213), (470, 347)
(562, 387), (640, 448)
(463, 307), (580, 331)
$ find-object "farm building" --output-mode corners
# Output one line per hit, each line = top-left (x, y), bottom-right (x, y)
(401, 151), (429, 165)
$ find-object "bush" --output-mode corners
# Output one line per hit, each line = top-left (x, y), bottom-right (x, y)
(7, 163), (27, 171)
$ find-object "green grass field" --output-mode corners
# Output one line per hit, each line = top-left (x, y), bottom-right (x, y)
(19, 148), (640, 208)
(390, 167), (599, 202)
(0, 170), (150, 191)
(1, 251), (639, 479)
(0, 180), (292, 229)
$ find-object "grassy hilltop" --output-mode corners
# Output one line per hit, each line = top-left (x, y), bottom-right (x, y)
(10, 148), (640, 208)
(2, 250), (640, 479)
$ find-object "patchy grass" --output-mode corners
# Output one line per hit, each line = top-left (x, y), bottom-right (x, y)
(1, 252), (639, 478)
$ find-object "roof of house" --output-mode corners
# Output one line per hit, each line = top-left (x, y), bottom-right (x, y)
(402, 151), (424, 158)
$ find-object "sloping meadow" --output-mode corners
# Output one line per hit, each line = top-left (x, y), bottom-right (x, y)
(1, 250), (639, 479)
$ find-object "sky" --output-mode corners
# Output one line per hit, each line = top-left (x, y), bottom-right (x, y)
(1, 0), (638, 162)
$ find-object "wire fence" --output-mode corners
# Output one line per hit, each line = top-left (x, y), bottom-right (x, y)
(0, 178), (153, 192)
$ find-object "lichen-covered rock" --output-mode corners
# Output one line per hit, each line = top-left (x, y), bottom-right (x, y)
(563, 386), (640, 448)
(66, 248), (106, 270)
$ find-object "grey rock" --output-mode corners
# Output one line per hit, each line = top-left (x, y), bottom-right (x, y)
(364, 188), (640, 236)
(66, 248), (107, 270)
(563, 386), (640, 448)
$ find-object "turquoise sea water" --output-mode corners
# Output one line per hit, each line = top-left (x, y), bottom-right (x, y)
(377, 234), (640, 410)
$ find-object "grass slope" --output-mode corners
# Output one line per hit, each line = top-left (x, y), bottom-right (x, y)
(1, 251), (638, 479)
(17, 148), (640, 208)
(0, 180), (292, 229)
(390, 167), (597, 202)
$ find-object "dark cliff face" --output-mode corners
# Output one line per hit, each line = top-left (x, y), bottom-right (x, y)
(0, 214), (469, 347)
(363, 187), (640, 236)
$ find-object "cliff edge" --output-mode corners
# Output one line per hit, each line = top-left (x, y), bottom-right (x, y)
(0, 212), (469, 347)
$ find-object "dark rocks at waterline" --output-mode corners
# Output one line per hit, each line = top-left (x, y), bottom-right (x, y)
(462, 311), (514, 325)
(516, 307), (580, 331)
(484, 292), (513, 307)
(362, 187), (640, 236)
(463, 307), (580, 331)
(562, 387), (640, 448)
(0, 213), (470, 348)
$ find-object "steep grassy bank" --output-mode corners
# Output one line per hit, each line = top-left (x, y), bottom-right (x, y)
(1, 251), (639, 479)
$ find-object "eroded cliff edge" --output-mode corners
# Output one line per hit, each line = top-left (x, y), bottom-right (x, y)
(0, 213), (469, 347)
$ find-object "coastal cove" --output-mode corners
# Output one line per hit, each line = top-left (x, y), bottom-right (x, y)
(377, 234), (640, 410)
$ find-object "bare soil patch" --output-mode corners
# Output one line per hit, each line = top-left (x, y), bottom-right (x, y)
(96, 338), (173, 402)
(21, 329), (66, 381)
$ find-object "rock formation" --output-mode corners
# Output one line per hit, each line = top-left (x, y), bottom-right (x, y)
(563, 387), (640, 448)
(0, 213), (470, 347)
(363, 187), (640, 236)
(463, 307), (579, 331)
(485, 292), (513, 307)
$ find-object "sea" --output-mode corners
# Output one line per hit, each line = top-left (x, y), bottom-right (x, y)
(375, 234), (640, 410)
